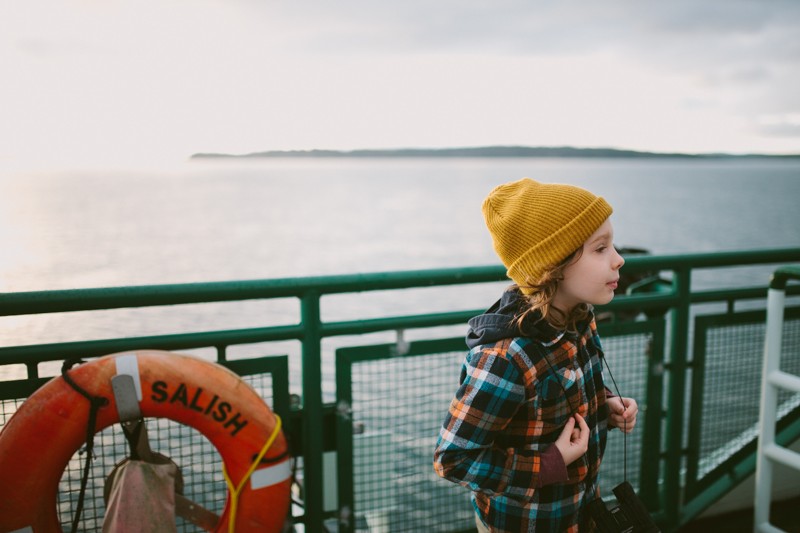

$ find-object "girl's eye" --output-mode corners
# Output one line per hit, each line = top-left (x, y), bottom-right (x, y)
(596, 245), (607, 253)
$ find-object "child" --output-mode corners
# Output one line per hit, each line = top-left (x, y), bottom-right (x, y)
(433, 178), (638, 532)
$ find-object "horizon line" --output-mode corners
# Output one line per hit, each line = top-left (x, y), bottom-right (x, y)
(190, 144), (800, 160)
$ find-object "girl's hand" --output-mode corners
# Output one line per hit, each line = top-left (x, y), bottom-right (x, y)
(554, 413), (589, 466)
(607, 396), (638, 433)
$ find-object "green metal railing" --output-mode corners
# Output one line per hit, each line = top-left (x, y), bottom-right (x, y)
(2, 247), (800, 531)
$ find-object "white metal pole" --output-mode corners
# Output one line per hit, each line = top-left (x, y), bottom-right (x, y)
(754, 287), (785, 532)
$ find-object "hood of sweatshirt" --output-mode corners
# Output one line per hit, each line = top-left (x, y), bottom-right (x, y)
(466, 288), (563, 349)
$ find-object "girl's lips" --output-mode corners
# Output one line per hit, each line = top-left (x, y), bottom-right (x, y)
(608, 281), (619, 290)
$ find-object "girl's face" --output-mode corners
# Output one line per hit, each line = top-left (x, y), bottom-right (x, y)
(553, 219), (625, 312)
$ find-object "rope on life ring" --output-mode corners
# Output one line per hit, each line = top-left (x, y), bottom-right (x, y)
(224, 414), (283, 533)
(0, 350), (293, 533)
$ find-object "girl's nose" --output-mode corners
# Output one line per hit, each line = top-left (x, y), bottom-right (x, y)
(613, 249), (625, 270)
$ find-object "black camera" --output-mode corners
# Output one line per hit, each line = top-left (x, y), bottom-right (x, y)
(588, 481), (660, 533)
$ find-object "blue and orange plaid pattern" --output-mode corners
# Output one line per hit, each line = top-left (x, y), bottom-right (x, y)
(434, 317), (609, 532)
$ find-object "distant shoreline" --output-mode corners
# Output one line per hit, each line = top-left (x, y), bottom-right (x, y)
(190, 146), (800, 160)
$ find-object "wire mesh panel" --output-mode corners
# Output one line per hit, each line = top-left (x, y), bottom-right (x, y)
(779, 311), (800, 379)
(337, 338), (475, 533)
(1, 355), (286, 533)
(1, 395), (28, 427)
(0, 378), (50, 426)
(687, 307), (800, 495)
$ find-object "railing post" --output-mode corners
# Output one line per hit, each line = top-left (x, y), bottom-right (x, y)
(640, 320), (666, 510)
(301, 291), (324, 531)
(664, 266), (691, 525)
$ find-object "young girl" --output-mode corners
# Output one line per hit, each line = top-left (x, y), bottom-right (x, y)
(433, 178), (638, 532)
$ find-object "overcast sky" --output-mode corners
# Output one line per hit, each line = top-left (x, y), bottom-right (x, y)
(2, 0), (799, 171)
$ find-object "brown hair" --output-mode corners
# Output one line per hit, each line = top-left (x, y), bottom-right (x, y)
(514, 246), (591, 332)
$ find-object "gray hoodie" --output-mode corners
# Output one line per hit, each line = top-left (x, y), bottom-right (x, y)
(466, 288), (570, 349)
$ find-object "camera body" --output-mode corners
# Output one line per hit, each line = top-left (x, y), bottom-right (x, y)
(588, 481), (660, 533)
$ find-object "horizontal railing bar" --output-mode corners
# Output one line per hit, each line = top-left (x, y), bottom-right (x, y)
(4, 283), (798, 368)
(615, 247), (800, 271)
(768, 370), (800, 394)
(0, 324), (305, 365)
(322, 310), (481, 337)
(0, 292), (692, 365)
(3, 248), (800, 317)
(763, 443), (800, 471)
(771, 265), (800, 290)
(4, 284), (798, 366)
(0, 267), (509, 317)
(687, 284), (800, 304)
(0, 310), (484, 366)
(599, 293), (678, 311)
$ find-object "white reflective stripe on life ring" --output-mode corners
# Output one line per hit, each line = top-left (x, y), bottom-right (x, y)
(251, 460), (292, 490)
(114, 353), (142, 401)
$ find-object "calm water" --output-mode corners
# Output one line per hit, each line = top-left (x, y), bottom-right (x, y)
(1, 157), (799, 379)
(2, 157), (800, 290)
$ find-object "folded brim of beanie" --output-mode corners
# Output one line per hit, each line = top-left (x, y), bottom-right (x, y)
(507, 196), (612, 292)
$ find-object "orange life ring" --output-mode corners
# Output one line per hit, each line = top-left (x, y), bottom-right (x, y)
(0, 350), (292, 532)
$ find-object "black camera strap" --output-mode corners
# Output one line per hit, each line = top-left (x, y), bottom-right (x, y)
(600, 354), (628, 482)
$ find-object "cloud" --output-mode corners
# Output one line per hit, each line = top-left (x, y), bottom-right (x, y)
(251, 0), (800, 144)
(250, 1), (799, 59)
(1, 0), (799, 169)
(758, 114), (800, 137)
(242, 1), (800, 115)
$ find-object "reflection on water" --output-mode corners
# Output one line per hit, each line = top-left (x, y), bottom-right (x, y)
(2, 158), (799, 292)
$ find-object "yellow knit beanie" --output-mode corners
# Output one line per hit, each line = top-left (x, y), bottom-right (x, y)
(482, 178), (612, 292)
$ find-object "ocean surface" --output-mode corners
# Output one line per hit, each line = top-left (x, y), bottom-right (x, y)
(1, 157), (799, 379)
(2, 157), (799, 291)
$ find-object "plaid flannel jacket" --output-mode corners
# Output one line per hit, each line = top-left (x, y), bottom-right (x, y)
(434, 313), (609, 532)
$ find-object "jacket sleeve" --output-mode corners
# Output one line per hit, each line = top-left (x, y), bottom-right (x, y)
(433, 343), (568, 499)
